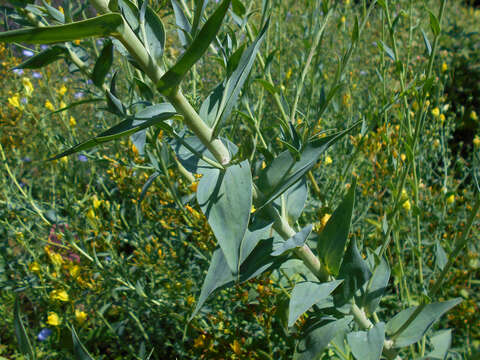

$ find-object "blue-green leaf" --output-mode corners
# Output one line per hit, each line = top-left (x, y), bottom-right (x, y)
(197, 160), (252, 273)
(336, 237), (371, 304)
(92, 39), (114, 87)
(317, 179), (356, 276)
(258, 128), (352, 209)
(273, 178), (307, 224)
(14, 298), (35, 360)
(14, 45), (67, 69)
(271, 224), (312, 257)
(362, 252), (390, 314)
(50, 103), (176, 160)
(171, 0), (192, 47)
(387, 298), (462, 348)
(0, 14), (124, 44)
(71, 326), (96, 360)
(347, 322), (385, 360)
(157, 0), (231, 94)
(294, 317), (353, 360)
(426, 330), (452, 359)
(145, 7), (165, 62)
(191, 233), (282, 318)
(211, 19), (269, 135)
(288, 280), (343, 327)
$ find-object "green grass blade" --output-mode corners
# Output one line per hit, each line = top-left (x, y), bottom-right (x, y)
(14, 298), (35, 360)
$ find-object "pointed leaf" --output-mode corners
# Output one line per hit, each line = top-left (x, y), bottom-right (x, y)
(336, 237), (372, 304)
(426, 329), (452, 359)
(14, 45), (66, 69)
(0, 14), (124, 44)
(211, 19), (269, 135)
(271, 224), (312, 257)
(294, 317), (353, 360)
(191, 235), (282, 318)
(288, 280), (343, 327)
(347, 322), (385, 360)
(386, 298), (462, 348)
(145, 7), (165, 62)
(363, 253), (390, 314)
(171, 0), (192, 47)
(92, 39), (114, 87)
(273, 178), (307, 224)
(71, 326), (96, 360)
(14, 298), (35, 360)
(197, 160), (252, 273)
(317, 179), (356, 276)
(51, 103), (176, 159)
(258, 128), (352, 209)
(157, 0), (231, 94)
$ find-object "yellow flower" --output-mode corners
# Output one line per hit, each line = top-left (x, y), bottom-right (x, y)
(8, 94), (22, 109)
(400, 153), (406, 162)
(285, 68), (292, 81)
(69, 116), (76, 127)
(400, 188), (408, 201)
(431, 107), (440, 118)
(261, 161), (267, 169)
(57, 85), (67, 96)
(402, 199), (411, 212)
(230, 339), (241, 355)
(29, 261), (40, 273)
(22, 77), (34, 96)
(50, 289), (69, 302)
(69, 265), (80, 278)
(47, 312), (61, 326)
(325, 156), (333, 165)
(45, 100), (55, 111)
(446, 194), (455, 205)
(186, 295), (195, 305)
(321, 213), (331, 227)
(439, 113), (445, 123)
(87, 208), (96, 221)
(474, 136), (480, 147)
(341, 16), (346, 24)
(92, 195), (102, 209)
(433, 139), (440, 148)
(441, 62), (448, 72)
(251, 205), (256, 213)
(75, 309), (87, 324)
(188, 181), (198, 192)
(194, 334), (206, 348)
(47, 251), (64, 266)
(471, 111), (478, 121)
(59, 100), (66, 109)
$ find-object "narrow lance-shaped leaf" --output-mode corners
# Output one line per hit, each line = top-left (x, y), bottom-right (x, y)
(317, 178), (356, 276)
(13, 45), (67, 69)
(386, 298), (462, 348)
(71, 326), (96, 360)
(211, 19), (269, 136)
(145, 7), (165, 62)
(0, 13), (124, 44)
(14, 298), (35, 360)
(92, 39), (114, 87)
(157, 0), (232, 94)
(171, 0), (192, 47)
(50, 103), (176, 160)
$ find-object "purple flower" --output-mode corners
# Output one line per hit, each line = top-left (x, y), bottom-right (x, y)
(21, 97), (28, 104)
(40, 45), (48, 50)
(37, 328), (52, 341)
(12, 69), (24, 75)
(22, 49), (34, 57)
(78, 154), (88, 162)
(74, 92), (84, 99)
(22, 157), (31, 162)
(33, 71), (42, 78)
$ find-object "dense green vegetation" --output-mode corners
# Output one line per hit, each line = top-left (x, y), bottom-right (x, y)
(1, 0), (479, 358)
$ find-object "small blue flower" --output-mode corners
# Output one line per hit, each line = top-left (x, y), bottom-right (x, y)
(22, 49), (34, 57)
(74, 92), (84, 99)
(37, 328), (52, 341)
(32, 71), (42, 79)
(12, 68), (24, 75)
(22, 157), (32, 162)
(78, 154), (88, 162)
(40, 45), (48, 50)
